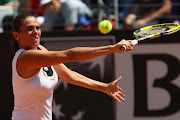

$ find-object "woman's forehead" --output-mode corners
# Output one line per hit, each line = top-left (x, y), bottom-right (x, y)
(23, 17), (40, 26)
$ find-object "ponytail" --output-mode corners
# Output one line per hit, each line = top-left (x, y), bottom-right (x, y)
(10, 34), (19, 56)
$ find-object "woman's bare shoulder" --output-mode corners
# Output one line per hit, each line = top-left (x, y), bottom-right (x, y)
(38, 44), (48, 51)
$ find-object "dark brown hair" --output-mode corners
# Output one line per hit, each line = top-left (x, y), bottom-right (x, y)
(11, 14), (35, 56)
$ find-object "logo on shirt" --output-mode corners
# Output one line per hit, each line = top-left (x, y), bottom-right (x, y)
(42, 66), (55, 80)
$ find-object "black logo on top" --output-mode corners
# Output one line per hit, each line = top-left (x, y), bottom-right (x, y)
(43, 66), (53, 76)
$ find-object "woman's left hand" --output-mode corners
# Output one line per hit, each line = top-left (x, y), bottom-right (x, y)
(105, 76), (125, 103)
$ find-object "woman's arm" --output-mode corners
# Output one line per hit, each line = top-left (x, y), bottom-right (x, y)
(19, 40), (133, 70)
(40, 44), (125, 103)
(53, 63), (125, 103)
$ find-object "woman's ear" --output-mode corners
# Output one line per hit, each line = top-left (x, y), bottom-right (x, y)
(12, 31), (19, 40)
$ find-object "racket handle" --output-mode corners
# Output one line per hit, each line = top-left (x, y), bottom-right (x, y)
(119, 40), (138, 52)
(132, 40), (138, 45)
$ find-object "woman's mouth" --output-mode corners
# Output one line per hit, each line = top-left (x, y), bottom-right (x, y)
(32, 38), (39, 40)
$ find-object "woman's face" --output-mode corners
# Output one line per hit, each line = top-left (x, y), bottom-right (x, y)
(14, 16), (41, 50)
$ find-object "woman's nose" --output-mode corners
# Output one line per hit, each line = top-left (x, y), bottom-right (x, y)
(33, 28), (38, 33)
(32, 28), (40, 35)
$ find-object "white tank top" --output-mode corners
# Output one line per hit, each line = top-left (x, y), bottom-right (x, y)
(12, 48), (58, 120)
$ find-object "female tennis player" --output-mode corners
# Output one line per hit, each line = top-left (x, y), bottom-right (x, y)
(11, 14), (133, 120)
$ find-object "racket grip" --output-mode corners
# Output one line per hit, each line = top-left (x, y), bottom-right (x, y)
(119, 45), (126, 51)
(119, 40), (138, 52)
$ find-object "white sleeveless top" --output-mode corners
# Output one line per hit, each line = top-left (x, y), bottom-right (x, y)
(12, 48), (58, 120)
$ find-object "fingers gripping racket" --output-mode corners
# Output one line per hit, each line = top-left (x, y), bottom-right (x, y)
(119, 23), (180, 51)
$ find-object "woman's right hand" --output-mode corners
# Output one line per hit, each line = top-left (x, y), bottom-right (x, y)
(113, 39), (134, 53)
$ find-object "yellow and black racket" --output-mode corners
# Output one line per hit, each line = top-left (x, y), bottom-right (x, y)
(120, 23), (180, 51)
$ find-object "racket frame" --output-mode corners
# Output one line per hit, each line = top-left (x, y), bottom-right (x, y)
(119, 23), (180, 52)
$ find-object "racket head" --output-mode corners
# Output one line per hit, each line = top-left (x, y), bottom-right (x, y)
(133, 23), (180, 40)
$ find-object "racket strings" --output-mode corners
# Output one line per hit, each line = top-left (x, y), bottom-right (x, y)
(135, 25), (177, 37)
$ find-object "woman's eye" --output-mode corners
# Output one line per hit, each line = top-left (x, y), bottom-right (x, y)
(26, 26), (40, 31)
(36, 27), (40, 30)
(27, 27), (33, 31)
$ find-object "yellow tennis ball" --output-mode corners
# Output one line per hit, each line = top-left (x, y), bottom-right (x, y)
(99, 20), (112, 34)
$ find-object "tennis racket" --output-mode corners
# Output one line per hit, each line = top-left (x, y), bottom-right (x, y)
(119, 23), (180, 51)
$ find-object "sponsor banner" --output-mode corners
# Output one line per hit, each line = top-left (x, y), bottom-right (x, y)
(115, 44), (180, 120)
